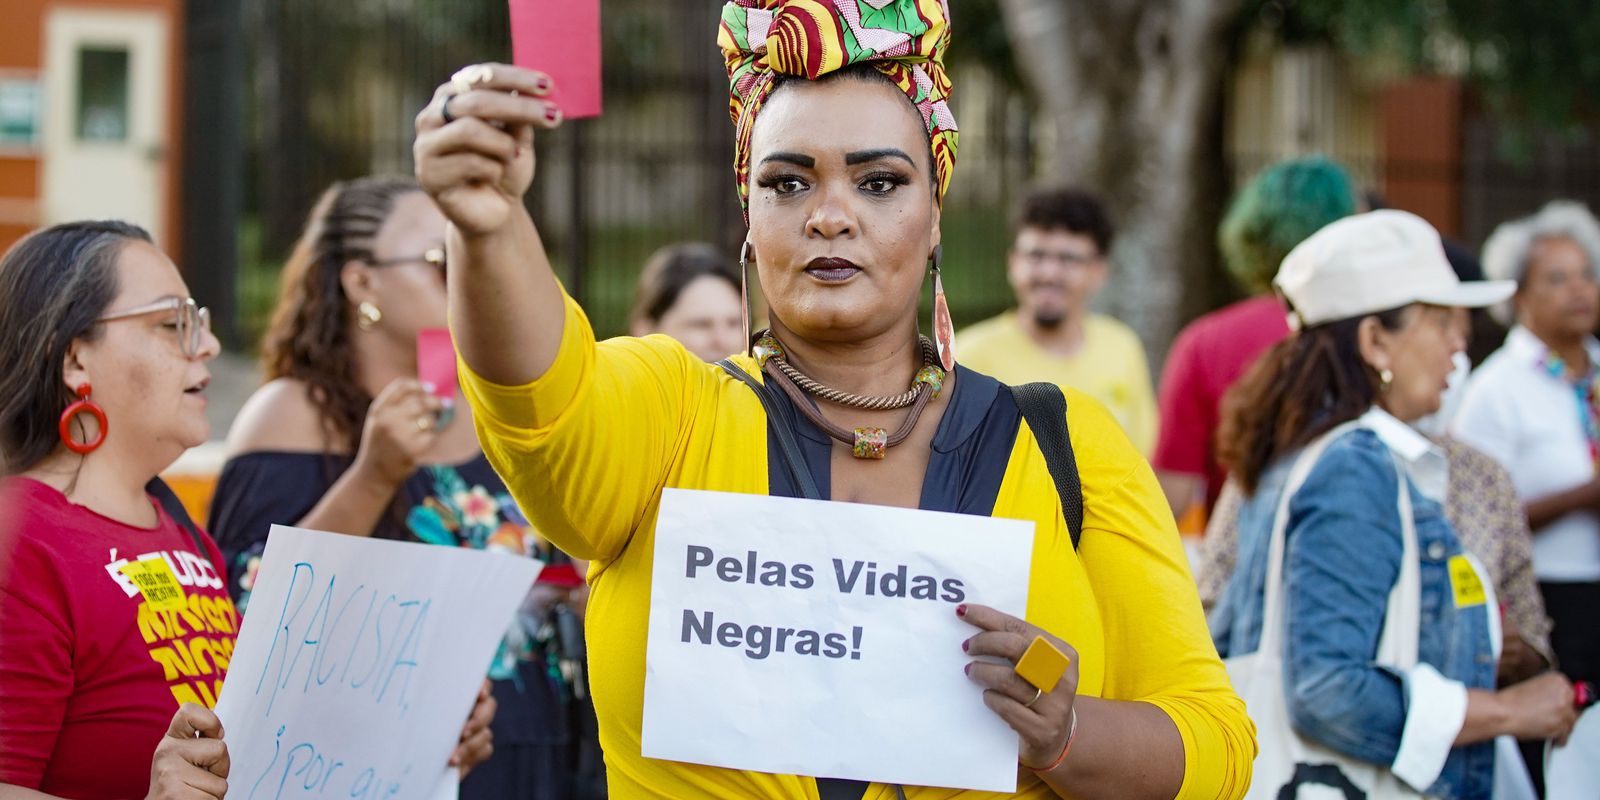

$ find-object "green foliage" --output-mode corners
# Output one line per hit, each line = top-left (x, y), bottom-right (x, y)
(945, 0), (1024, 92)
(1247, 0), (1600, 128)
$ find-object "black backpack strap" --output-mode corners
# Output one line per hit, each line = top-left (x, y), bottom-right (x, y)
(145, 477), (216, 567)
(717, 358), (822, 500)
(1010, 383), (1084, 550)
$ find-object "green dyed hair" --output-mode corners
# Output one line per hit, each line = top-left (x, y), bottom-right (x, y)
(1220, 156), (1358, 294)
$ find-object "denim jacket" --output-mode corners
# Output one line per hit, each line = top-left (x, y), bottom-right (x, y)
(1210, 412), (1497, 799)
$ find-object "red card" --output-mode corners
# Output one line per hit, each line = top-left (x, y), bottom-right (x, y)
(509, 0), (602, 119)
(417, 328), (459, 400)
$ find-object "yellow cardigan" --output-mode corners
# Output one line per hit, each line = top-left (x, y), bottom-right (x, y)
(460, 293), (1254, 799)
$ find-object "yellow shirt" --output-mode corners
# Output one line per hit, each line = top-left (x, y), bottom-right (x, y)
(460, 292), (1253, 799)
(957, 313), (1158, 456)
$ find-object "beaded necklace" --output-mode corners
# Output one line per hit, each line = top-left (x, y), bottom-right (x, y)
(1538, 348), (1600, 467)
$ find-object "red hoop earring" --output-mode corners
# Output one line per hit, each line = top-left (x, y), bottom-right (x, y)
(58, 383), (108, 455)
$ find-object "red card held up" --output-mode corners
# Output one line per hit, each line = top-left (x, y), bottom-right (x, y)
(417, 328), (459, 400)
(509, 0), (602, 119)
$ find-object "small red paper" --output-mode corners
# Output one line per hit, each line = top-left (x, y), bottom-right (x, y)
(509, 0), (602, 119)
(536, 562), (585, 588)
(417, 328), (459, 400)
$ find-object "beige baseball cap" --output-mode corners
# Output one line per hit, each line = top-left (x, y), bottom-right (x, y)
(1274, 209), (1516, 329)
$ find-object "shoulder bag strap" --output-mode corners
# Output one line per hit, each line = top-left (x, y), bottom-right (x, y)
(1010, 382), (1083, 550)
(144, 477), (215, 568)
(717, 358), (822, 500)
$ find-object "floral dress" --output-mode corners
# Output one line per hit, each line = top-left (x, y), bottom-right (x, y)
(208, 451), (581, 800)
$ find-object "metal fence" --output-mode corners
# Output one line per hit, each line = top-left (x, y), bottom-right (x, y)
(234, 0), (1032, 346)
(225, 1), (1600, 353)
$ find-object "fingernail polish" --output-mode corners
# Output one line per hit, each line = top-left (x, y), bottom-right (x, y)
(964, 663), (971, 676)
(545, 107), (562, 124)
(956, 604), (967, 617)
(961, 638), (970, 653)
(536, 76), (551, 93)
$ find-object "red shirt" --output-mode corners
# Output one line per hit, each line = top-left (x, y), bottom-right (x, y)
(0, 478), (239, 800)
(1152, 295), (1291, 509)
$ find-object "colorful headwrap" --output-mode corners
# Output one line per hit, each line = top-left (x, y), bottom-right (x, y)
(718, 0), (959, 212)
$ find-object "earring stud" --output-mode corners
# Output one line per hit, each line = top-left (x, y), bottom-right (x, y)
(358, 301), (383, 331)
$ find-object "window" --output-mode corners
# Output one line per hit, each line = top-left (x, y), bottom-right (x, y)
(76, 47), (129, 142)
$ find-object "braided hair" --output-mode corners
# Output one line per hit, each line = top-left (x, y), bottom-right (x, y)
(259, 176), (421, 456)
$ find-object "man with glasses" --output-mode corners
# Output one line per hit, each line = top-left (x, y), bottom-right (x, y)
(958, 187), (1157, 455)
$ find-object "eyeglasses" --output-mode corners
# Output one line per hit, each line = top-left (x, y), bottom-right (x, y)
(97, 297), (212, 357)
(1019, 250), (1100, 269)
(369, 247), (447, 278)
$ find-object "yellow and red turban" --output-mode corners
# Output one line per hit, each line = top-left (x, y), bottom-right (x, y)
(717, 0), (959, 212)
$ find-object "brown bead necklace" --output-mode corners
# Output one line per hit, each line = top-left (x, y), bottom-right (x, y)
(753, 330), (946, 459)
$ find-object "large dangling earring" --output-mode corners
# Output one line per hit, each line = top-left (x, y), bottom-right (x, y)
(58, 383), (108, 455)
(930, 245), (955, 371)
(357, 301), (383, 331)
(739, 240), (753, 356)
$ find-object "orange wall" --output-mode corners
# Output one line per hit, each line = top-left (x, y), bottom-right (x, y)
(0, 0), (184, 260)
(1380, 76), (1463, 239)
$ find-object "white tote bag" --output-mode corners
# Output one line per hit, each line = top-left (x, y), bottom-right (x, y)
(1225, 422), (1425, 799)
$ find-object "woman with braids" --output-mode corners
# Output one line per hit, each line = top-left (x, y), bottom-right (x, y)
(208, 177), (581, 800)
(410, 1), (1253, 797)
(0, 221), (493, 799)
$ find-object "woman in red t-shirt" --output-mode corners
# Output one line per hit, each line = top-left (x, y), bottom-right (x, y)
(0, 222), (493, 799)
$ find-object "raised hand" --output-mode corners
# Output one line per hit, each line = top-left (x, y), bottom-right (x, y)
(413, 64), (562, 236)
(352, 378), (445, 488)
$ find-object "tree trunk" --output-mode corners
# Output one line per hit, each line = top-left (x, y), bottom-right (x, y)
(997, 0), (1242, 366)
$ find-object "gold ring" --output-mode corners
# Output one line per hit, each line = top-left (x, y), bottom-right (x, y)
(1023, 687), (1043, 708)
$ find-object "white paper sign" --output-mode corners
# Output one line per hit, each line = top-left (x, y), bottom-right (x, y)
(215, 526), (542, 800)
(641, 489), (1034, 792)
(1546, 707), (1600, 798)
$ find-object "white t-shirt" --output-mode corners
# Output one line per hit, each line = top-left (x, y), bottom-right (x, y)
(1452, 326), (1600, 582)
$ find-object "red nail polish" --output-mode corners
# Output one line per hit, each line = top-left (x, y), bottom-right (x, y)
(964, 663), (971, 676)
(545, 107), (561, 124)
(961, 639), (970, 653)
(536, 77), (551, 93)
(956, 604), (967, 617)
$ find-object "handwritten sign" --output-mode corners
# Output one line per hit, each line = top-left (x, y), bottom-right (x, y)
(641, 489), (1034, 792)
(509, 0), (601, 118)
(215, 526), (541, 800)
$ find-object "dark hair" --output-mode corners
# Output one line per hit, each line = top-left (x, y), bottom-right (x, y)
(1014, 187), (1114, 254)
(0, 220), (151, 475)
(1217, 305), (1409, 495)
(259, 175), (421, 455)
(768, 65), (938, 189)
(630, 242), (740, 327)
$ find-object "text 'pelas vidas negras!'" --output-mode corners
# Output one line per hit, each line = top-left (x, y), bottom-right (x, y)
(676, 544), (968, 662)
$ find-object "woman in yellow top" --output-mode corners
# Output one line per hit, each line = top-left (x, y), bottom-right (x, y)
(410, 1), (1252, 797)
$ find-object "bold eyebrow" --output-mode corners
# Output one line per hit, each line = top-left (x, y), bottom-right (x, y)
(759, 152), (816, 168)
(845, 148), (916, 167)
